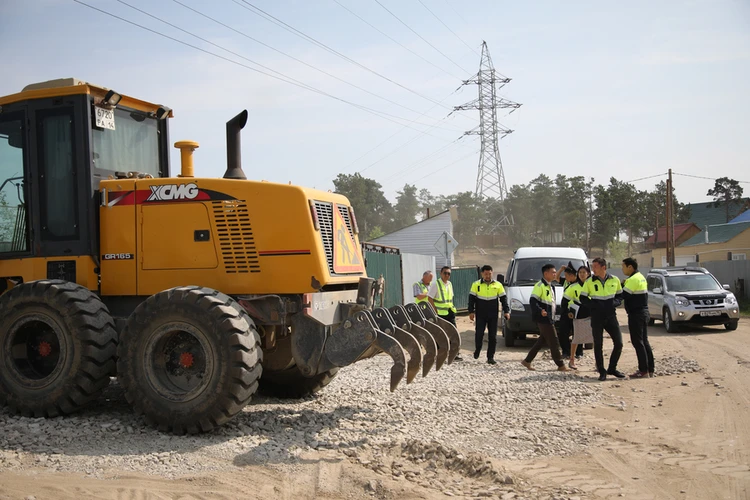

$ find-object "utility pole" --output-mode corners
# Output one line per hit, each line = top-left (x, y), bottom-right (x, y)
(454, 41), (521, 233)
(666, 168), (675, 266)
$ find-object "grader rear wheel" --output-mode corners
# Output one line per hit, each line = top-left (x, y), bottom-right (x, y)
(0, 280), (117, 417)
(116, 287), (262, 434)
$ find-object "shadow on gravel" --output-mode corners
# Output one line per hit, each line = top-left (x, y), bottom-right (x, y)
(0, 379), (374, 466)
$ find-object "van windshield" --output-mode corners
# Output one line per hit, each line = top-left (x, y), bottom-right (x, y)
(511, 258), (586, 285)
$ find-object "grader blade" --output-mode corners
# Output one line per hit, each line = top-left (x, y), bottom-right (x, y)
(404, 303), (450, 370)
(418, 303), (462, 362)
(371, 307), (422, 384)
(389, 305), (437, 377)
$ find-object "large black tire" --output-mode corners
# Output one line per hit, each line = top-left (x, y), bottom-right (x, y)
(663, 308), (678, 333)
(258, 365), (339, 399)
(0, 280), (117, 417)
(503, 322), (516, 347)
(116, 287), (262, 434)
(725, 320), (739, 331)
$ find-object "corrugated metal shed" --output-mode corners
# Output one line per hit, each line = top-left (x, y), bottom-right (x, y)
(370, 209), (456, 270)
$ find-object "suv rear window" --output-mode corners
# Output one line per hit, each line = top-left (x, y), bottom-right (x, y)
(665, 274), (721, 292)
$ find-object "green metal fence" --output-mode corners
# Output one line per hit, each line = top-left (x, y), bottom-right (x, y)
(363, 243), (403, 308)
(450, 265), (479, 311)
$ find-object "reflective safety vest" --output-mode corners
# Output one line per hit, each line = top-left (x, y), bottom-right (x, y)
(470, 280), (506, 299)
(414, 281), (429, 304)
(580, 273), (623, 318)
(530, 279), (555, 323)
(468, 279), (507, 316)
(433, 280), (456, 316)
(622, 271), (648, 313)
(564, 281), (588, 318)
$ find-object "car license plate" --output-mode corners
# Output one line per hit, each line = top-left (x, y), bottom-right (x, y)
(700, 311), (721, 317)
(554, 314), (561, 322)
(94, 106), (116, 130)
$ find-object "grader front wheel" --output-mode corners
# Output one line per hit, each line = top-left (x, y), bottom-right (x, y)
(0, 280), (117, 417)
(117, 287), (262, 434)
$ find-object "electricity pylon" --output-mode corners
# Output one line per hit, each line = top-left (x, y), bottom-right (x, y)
(454, 41), (521, 232)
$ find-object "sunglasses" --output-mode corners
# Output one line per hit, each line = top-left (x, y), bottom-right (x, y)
(443, 272), (451, 276)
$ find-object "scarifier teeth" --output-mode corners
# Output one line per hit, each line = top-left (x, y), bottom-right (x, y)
(371, 307), (422, 384)
(361, 310), (407, 392)
(389, 305), (437, 377)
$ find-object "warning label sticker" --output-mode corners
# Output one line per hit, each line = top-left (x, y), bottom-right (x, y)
(333, 206), (365, 274)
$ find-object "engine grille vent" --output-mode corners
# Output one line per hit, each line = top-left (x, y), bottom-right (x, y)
(211, 201), (260, 274)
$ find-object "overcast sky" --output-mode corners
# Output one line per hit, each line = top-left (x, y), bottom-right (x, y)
(1, 0), (748, 204)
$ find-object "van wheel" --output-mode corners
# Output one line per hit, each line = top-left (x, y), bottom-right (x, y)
(725, 320), (738, 331)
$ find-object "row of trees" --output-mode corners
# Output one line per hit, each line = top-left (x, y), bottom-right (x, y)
(333, 172), (745, 258)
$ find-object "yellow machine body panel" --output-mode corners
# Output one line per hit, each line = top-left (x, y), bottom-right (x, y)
(0, 256), (98, 288)
(99, 177), (366, 297)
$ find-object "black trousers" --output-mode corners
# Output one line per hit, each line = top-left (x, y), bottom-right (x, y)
(475, 315), (498, 360)
(441, 310), (456, 326)
(591, 314), (623, 375)
(628, 311), (654, 373)
(524, 322), (565, 367)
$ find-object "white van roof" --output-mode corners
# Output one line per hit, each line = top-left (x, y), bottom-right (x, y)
(513, 247), (588, 259)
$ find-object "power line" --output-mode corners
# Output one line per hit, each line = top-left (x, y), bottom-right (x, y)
(623, 172), (667, 184)
(233, 0), (456, 110)
(392, 149), (478, 186)
(381, 137), (476, 185)
(416, 0), (479, 56)
(343, 89), (467, 173)
(331, 0), (462, 81)
(373, 0), (471, 74)
(73, 0), (456, 136)
(442, 0), (470, 27)
(673, 172), (750, 184)
(169, 0), (462, 131)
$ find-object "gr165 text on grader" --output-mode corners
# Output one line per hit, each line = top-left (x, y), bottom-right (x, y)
(0, 78), (460, 434)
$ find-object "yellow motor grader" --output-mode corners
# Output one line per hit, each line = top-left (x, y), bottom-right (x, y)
(0, 78), (460, 434)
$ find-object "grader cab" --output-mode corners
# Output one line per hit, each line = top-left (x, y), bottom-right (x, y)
(0, 78), (460, 434)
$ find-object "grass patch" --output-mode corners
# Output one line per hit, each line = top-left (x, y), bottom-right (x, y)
(739, 298), (750, 317)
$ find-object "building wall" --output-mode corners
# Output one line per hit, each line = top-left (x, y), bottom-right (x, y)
(649, 229), (750, 266)
(370, 211), (454, 269)
(401, 253), (436, 305)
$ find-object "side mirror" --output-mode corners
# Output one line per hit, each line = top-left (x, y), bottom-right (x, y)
(652, 287), (662, 295)
(722, 284), (731, 290)
(497, 273), (505, 284)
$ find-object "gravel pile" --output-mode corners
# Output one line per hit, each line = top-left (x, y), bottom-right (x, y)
(0, 355), (601, 487)
(653, 354), (700, 376)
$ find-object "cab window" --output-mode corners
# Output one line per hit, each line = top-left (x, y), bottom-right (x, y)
(0, 112), (29, 253)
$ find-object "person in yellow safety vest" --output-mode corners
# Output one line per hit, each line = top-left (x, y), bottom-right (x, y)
(622, 257), (655, 378)
(579, 257), (626, 381)
(521, 264), (570, 372)
(468, 265), (510, 365)
(412, 270), (433, 304)
(557, 262), (581, 359)
(428, 266), (461, 361)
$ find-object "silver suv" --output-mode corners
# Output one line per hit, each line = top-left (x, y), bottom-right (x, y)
(647, 267), (740, 332)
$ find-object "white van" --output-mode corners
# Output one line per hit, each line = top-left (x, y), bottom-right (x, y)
(498, 247), (589, 347)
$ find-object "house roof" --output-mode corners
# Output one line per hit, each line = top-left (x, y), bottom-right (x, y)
(680, 221), (750, 247)
(686, 198), (750, 227)
(729, 209), (750, 224)
(644, 223), (699, 245)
